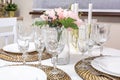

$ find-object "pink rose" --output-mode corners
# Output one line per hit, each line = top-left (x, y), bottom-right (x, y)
(45, 9), (56, 20)
(55, 8), (64, 19)
(63, 10), (69, 18)
(68, 11), (79, 20)
(75, 19), (83, 27)
(55, 8), (64, 12)
(63, 10), (79, 20)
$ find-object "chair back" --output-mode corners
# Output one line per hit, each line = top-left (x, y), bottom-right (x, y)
(0, 17), (17, 46)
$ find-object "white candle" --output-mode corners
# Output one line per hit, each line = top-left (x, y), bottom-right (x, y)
(88, 3), (92, 25)
(71, 4), (74, 12)
(71, 3), (79, 16)
(74, 3), (79, 15)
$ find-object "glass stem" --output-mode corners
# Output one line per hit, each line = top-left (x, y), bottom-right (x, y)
(51, 54), (58, 74)
(100, 45), (103, 56)
(88, 48), (92, 57)
(78, 52), (89, 69)
(81, 52), (85, 62)
(22, 52), (27, 65)
(38, 51), (42, 67)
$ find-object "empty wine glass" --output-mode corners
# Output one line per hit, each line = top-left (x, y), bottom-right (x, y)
(45, 27), (65, 79)
(93, 23), (110, 56)
(78, 24), (89, 69)
(34, 27), (45, 68)
(84, 19), (97, 57)
(17, 22), (34, 65)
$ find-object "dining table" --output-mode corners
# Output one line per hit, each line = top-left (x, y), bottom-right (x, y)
(0, 45), (120, 80)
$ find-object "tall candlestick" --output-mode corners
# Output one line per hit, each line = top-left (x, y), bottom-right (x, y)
(71, 4), (74, 12)
(88, 3), (92, 25)
(74, 3), (79, 15)
(71, 3), (79, 16)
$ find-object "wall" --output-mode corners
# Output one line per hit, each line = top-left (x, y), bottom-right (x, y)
(33, 0), (120, 10)
(13, 0), (120, 50)
(13, 0), (33, 25)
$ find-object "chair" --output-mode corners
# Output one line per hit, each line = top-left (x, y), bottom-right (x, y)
(0, 17), (17, 46)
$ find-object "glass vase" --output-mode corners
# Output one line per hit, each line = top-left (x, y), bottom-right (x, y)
(57, 29), (70, 65)
(71, 29), (79, 51)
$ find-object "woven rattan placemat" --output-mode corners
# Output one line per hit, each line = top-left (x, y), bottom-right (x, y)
(75, 56), (120, 80)
(34, 64), (71, 80)
(0, 49), (51, 62)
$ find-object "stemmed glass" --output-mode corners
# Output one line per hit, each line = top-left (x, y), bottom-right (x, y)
(84, 19), (97, 57)
(93, 23), (110, 56)
(34, 27), (45, 68)
(78, 24), (89, 69)
(17, 22), (34, 65)
(45, 27), (65, 79)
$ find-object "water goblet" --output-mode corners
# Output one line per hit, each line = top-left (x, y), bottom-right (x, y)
(77, 24), (89, 69)
(93, 23), (110, 56)
(84, 19), (97, 57)
(45, 27), (65, 79)
(17, 22), (34, 65)
(34, 27), (45, 68)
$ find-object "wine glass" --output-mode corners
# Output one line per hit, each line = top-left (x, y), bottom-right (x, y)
(45, 27), (65, 79)
(17, 22), (34, 65)
(34, 27), (45, 68)
(84, 19), (97, 57)
(93, 23), (110, 56)
(78, 24), (89, 69)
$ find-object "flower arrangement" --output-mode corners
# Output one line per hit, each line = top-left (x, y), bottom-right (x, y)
(33, 8), (82, 30)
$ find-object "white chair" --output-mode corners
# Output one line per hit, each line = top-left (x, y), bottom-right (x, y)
(0, 17), (17, 46)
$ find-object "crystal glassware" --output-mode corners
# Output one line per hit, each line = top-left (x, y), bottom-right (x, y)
(78, 24), (89, 69)
(84, 19), (97, 57)
(93, 23), (110, 56)
(57, 29), (70, 65)
(34, 27), (45, 68)
(45, 27), (65, 79)
(17, 22), (34, 65)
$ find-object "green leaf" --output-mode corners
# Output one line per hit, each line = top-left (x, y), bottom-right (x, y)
(33, 21), (47, 27)
(70, 23), (78, 29)
(59, 17), (78, 29)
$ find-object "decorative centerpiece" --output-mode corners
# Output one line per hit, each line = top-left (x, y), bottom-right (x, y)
(34, 8), (82, 29)
(33, 8), (83, 65)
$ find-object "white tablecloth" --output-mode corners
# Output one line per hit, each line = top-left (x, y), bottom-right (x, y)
(0, 47), (120, 80)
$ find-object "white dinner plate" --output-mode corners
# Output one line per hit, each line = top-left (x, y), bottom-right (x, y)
(91, 56), (120, 77)
(0, 65), (47, 80)
(2, 42), (36, 53)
